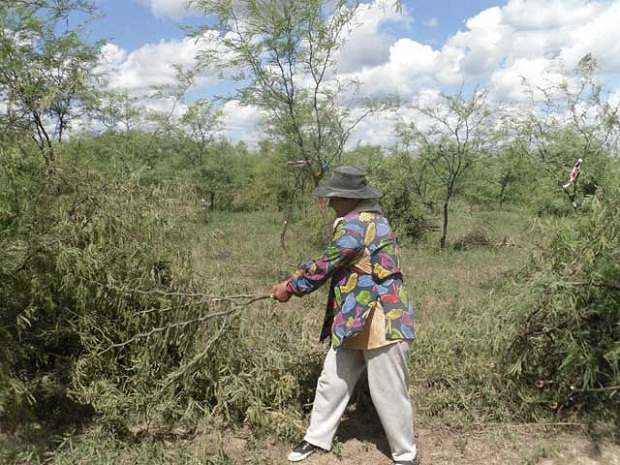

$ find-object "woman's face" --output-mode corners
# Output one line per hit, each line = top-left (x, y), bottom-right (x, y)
(327, 197), (359, 217)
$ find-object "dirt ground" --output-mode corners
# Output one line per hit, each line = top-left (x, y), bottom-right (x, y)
(204, 408), (620, 465)
(211, 428), (620, 465)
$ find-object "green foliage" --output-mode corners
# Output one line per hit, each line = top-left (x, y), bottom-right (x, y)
(0, 145), (323, 456)
(497, 185), (620, 426)
(0, 148), (200, 428)
(363, 151), (437, 243)
(510, 55), (620, 218)
(396, 88), (496, 248)
(462, 144), (537, 209)
(197, 145), (276, 212)
(64, 132), (279, 213)
(344, 146), (437, 240)
(0, 0), (101, 163)
(188, 0), (394, 184)
(525, 135), (617, 217)
(409, 245), (527, 427)
(534, 194), (575, 217)
(2, 138), (619, 462)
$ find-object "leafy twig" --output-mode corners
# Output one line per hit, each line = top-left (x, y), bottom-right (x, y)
(153, 315), (232, 399)
(89, 293), (271, 358)
(571, 385), (620, 393)
(568, 280), (620, 291)
(86, 279), (267, 303)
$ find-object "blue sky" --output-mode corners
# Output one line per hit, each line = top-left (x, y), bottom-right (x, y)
(91, 0), (186, 51)
(92, 0), (503, 53)
(88, 0), (620, 147)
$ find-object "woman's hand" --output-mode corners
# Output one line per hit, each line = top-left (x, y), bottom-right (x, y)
(270, 281), (292, 303)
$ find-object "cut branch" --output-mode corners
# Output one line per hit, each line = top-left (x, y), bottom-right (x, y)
(568, 280), (620, 291)
(90, 293), (271, 358)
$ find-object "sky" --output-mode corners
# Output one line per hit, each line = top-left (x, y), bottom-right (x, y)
(88, 0), (620, 149)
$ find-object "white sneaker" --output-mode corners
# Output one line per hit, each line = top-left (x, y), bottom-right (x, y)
(287, 440), (321, 462)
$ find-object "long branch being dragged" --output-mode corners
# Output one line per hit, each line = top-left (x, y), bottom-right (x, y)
(87, 279), (269, 303)
(82, 279), (271, 358)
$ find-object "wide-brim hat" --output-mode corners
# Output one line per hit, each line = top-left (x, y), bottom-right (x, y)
(313, 166), (382, 199)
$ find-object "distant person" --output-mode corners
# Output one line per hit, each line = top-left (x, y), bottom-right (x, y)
(562, 157), (583, 189)
(270, 166), (417, 465)
(560, 158), (583, 208)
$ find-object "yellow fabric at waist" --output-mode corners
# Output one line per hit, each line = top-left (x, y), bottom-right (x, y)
(342, 302), (398, 350)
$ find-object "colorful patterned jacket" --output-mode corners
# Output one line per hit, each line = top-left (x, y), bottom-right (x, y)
(285, 201), (415, 348)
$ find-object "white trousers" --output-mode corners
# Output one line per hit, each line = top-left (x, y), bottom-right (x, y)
(304, 341), (417, 462)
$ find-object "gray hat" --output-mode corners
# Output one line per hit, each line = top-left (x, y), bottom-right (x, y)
(313, 166), (382, 199)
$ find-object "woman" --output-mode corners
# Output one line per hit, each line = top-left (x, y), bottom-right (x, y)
(271, 166), (417, 465)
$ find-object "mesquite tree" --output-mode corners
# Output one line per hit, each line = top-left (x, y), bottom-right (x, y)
(510, 54), (620, 209)
(180, 99), (223, 165)
(0, 0), (101, 167)
(188, 0), (396, 182)
(498, 181), (620, 422)
(397, 88), (495, 249)
(188, 0), (395, 244)
(92, 89), (145, 132)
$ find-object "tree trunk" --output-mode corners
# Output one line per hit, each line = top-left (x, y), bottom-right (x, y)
(311, 167), (331, 243)
(279, 195), (295, 249)
(440, 189), (452, 249)
(440, 201), (449, 249)
(498, 181), (507, 210)
(319, 198), (332, 243)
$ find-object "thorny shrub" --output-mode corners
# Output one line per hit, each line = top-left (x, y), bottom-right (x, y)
(496, 184), (620, 434)
(0, 150), (197, 428)
(0, 151), (320, 441)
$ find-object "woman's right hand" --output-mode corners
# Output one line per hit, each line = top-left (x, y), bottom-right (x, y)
(270, 281), (292, 303)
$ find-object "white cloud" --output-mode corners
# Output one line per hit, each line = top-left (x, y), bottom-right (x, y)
(348, 108), (400, 148)
(558, 1), (620, 74)
(502, 0), (603, 30)
(507, 29), (562, 59)
(100, 42), (126, 64)
(337, 0), (620, 146)
(91, 35), (227, 136)
(433, 42), (465, 87)
(337, 0), (412, 72)
(93, 0), (620, 148)
(96, 42), (126, 75)
(220, 101), (263, 149)
(349, 38), (439, 98)
(385, 0), (620, 105)
(229, 0), (620, 146)
(145, 96), (188, 120)
(436, 7), (515, 82)
(144, 0), (191, 20)
(488, 57), (565, 102)
(97, 36), (220, 91)
(111, 39), (196, 89)
(610, 88), (620, 108)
